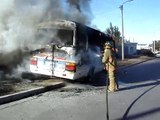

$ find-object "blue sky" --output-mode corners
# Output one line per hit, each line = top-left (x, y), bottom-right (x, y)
(90, 0), (160, 44)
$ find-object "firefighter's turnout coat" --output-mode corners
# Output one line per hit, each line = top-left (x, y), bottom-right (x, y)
(102, 46), (117, 71)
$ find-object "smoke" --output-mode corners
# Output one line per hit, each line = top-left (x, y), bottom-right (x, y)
(66, 0), (92, 24)
(0, 0), (93, 76)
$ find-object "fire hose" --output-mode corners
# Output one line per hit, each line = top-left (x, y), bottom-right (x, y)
(106, 69), (109, 120)
(103, 63), (109, 120)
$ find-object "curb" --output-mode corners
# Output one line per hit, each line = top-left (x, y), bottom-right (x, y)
(0, 82), (65, 105)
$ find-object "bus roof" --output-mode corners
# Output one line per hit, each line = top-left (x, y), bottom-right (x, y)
(37, 19), (115, 48)
(37, 20), (76, 30)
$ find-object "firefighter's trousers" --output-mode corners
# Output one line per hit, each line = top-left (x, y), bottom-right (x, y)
(108, 70), (118, 92)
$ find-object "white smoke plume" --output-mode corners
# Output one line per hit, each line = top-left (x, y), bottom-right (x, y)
(0, 0), (93, 75)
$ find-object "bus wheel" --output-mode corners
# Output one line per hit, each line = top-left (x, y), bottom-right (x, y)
(86, 67), (95, 82)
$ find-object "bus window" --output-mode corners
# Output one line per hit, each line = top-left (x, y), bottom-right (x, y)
(76, 25), (87, 49)
(36, 28), (74, 47)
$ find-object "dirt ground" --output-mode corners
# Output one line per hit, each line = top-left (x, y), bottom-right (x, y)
(0, 77), (63, 96)
(0, 56), (154, 96)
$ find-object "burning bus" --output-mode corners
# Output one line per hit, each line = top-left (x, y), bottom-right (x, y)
(29, 19), (115, 80)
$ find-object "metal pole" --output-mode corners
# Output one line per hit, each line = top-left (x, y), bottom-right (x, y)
(120, 5), (124, 61)
(154, 40), (156, 52)
(52, 45), (55, 77)
(119, 0), (134, 61)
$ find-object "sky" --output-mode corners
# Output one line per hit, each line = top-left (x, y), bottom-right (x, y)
(90, 0), (160, 45)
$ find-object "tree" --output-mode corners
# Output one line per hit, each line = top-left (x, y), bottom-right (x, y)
(105, 22), (121, 46)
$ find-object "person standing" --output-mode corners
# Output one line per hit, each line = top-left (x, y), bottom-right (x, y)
(102, 42), (118, 92)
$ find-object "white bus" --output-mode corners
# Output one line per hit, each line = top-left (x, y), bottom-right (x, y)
(29, 19), (115, 80)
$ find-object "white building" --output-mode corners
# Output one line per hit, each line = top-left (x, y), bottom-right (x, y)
(137, 44), (150, 50)
(125, 42), (137, 55)
(118, 42), (137, 57)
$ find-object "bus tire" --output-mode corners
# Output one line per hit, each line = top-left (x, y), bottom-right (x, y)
(86, 67), (95, 82)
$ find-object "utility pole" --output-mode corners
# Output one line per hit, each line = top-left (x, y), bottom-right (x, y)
(120, 5), (124, 60)
(153, 40), (156, 52)
(119, 0), (134, 60)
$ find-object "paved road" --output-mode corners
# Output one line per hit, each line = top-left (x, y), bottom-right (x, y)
(0, 58), (160, 120)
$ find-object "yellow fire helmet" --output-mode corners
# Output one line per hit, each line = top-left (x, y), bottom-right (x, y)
(105, 42), (112, 49)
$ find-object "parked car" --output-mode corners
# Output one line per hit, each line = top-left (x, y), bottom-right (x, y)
(155, 51), (160, 57)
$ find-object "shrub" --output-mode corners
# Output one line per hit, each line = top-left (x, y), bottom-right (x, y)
(139, 49), (155, 57)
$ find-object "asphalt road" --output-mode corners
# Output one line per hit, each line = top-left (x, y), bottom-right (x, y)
(0, 58), (160, 120)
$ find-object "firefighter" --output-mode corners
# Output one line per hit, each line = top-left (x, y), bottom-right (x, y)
(102, 42), (118, 92)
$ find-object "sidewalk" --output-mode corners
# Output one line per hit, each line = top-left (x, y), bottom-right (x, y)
(117, 56), (154, 68)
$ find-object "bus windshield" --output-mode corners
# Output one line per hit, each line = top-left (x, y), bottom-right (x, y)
(36, 28), (73, 46)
